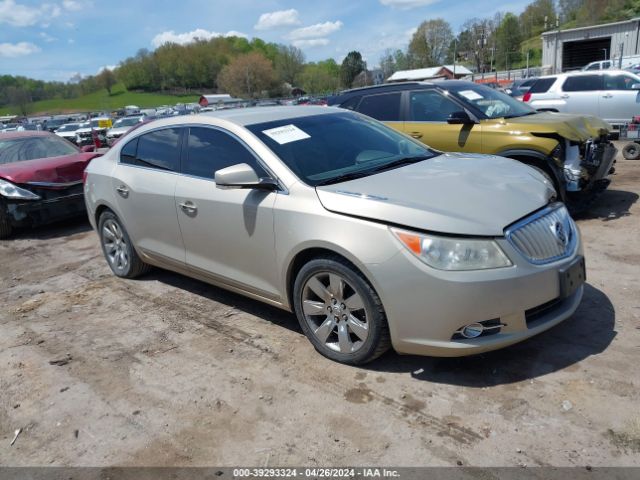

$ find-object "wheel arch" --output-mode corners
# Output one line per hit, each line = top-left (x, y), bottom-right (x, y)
(284, 245), (381, 312)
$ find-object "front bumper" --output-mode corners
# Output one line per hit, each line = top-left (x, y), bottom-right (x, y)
(366, 236), (584, 357)
(4, 184), (86, 228)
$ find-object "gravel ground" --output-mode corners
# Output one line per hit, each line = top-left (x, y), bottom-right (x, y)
(0, 145), (639, 467)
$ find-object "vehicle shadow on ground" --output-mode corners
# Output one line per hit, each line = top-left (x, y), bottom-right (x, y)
(140, 269), (302, 334)
(7, 217), (92, 241)
(367, 283), (616, 387)
(575, 189), (638, 222)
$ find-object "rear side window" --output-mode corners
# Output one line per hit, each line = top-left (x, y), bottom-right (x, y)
(339, 95), (361, 111)
(120, 127), (182, 171)
(184, 127), (266, 179)
(529, 78), (556, 93)
(357, 93), (402, 121)
(562, 75), (603, 92)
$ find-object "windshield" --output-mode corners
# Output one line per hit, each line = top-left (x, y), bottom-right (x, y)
(0, 135), (78, 164)
(247, 112), (436, 186)
(58, 123), (80, 132)
(446, 83), (536, 119)
(113, 117), (141, 128)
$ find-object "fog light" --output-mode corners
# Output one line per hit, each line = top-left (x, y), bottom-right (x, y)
(461, 323), (484, 339)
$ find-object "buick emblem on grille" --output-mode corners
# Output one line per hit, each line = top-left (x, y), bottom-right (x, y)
(551, 221), (569, 248)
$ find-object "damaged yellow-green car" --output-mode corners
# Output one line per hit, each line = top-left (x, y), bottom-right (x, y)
(329, 80), (617, 212)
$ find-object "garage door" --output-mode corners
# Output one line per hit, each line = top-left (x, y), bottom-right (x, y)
(562, 37), (612, 71)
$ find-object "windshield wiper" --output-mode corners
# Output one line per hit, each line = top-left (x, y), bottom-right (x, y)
(368, 155), (430, 173)
(315, 155), (430, 186)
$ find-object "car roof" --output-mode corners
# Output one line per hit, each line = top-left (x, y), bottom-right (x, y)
(199, 105), (338, 126)
(537, 69), (634, 79)
(332, 80), (483, 98)
(0, 131), (54, 140)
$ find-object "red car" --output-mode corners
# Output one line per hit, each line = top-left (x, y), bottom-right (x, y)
(0, 131), (101, 238)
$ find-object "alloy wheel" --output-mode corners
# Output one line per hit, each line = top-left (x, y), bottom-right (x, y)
(101, 219), (129, 273)
(301, 272), (369, 354)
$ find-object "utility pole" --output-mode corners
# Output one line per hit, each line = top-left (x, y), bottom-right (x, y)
(552, 16), (560, 74)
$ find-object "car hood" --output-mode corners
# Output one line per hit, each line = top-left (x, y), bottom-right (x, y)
(496, 112), (611, 141)
(0, 152), (99, 185)
(315, 153), (555, 236)
(107, 126), (131, 135)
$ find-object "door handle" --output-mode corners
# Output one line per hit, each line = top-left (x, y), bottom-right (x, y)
(409, 132), (423, 139)
(116, 185), (129, 198)
(602, 93), (613, 98)
(179, 201), (198, 215)
(560, 94), (570, 99)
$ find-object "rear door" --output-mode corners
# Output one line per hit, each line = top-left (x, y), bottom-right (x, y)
(402, 89), (482, 152)
(111, 127), (185, 263)
(559, 74), (603, 116)
(175, 126), (279, 298)
(601, 72), (640, 125)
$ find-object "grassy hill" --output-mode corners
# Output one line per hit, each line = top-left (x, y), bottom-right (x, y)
(1, 83), (199, 116)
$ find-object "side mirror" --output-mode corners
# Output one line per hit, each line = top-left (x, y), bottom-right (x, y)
(632, 83), (640, 90)
(81, 145), (96, 152)
(447, 111), (475, 125)
(215, 163), (278, 191)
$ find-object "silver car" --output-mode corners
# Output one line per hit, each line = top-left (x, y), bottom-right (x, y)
(525, 70), (640, 128)
(84, 106), (585, 365)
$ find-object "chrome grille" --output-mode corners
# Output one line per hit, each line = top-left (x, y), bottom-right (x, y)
(505, 203), (577, 265)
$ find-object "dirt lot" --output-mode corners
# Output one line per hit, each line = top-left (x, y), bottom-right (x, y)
(1, 145), (639, 468)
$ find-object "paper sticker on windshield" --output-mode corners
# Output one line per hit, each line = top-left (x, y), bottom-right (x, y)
(458, 90), (484, 101)
(262, 124), (310, 145)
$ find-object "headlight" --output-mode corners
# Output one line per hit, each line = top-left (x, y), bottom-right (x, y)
(0, 178), (41, 200)
(391, 227), (512, 270)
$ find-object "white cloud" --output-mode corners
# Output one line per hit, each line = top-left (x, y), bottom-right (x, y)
(151, 28), (247, 48)
(0, 41), (41, 57)
(39, 31), (57, 43)
(97, 65), (116, 73)
(379, 0), (440, 9)
(0, 1), (61, 27)
(254, 9), (300, 30)
(287, 21), (343, 40)
(62, 0), (85, 11)
(292, 38), (330, 48)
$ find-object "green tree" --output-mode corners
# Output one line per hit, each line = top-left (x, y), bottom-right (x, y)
(519, 0), (556, 38)
(340, 51), (366, 89)
(275, 45), (305, 86)
(97, 68), (117, 95)
(408, 19), (454, 67)
(217, 52), (277, 98)
(300, 59), (340, 94)
(495, 13), (522, 69)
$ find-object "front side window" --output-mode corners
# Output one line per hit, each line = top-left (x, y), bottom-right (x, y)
(604, 73), (640, 90)
(409, 90), (461, 122)
(247, 112), (435, 186)
(356, 93), (402, 121)
(446, 83), (536, 119)
(120, 127), (182, 171)
(562, 75), (603, 92)
(184, 127), (265, 179)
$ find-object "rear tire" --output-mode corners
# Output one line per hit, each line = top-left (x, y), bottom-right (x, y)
(98, 210), (150, 278)
(622, 142), (640, 160)
(0, 207), (13, 239)
(293, 255), (391, 365)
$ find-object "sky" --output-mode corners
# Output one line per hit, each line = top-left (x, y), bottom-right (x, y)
(0, 0), (532, 82)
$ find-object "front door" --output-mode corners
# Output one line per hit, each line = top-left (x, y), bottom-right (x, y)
(175, 126), (279, 299)
(602, 72), (640, 125)
(402, 89), (483, 153)
(111, 127), (185, 263)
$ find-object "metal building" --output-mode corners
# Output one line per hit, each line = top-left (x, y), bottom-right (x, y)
(542, 17), (640, 73)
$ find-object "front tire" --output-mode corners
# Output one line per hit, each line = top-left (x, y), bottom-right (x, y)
(622, 142), (640, 160)
(293, 256), (390, 365)
(98, 210), (150, 278)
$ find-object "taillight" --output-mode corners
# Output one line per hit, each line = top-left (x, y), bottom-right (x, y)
(522, 92), (532, 102)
